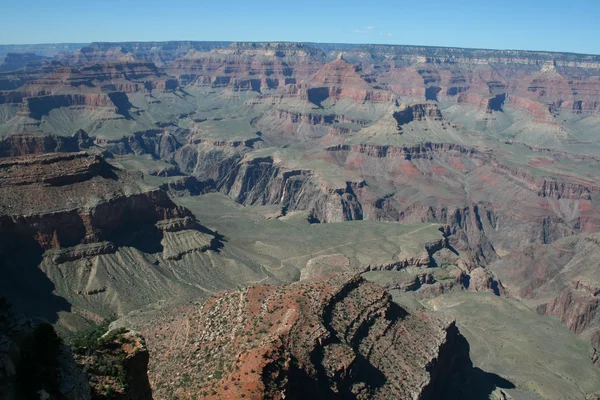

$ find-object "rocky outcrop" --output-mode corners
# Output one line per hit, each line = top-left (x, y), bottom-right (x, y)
(392, 103), (443, 130)
(456, 93), (507, 113)
(142, 274), (471, 399)
(537, 289), (600, 334)
(73, 328), (152, 400)
(307, 57), (395, 103)
(0, 299), (91, 400)
(363, 236), (446, 271)
(219, 156), (364, 222)
(96, 129), (182, 159)
(490, 233), (600, 366)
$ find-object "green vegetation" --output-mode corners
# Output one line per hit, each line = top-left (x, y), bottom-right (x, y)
(71, 324), (130, 396)
(70, 320), (115, 355)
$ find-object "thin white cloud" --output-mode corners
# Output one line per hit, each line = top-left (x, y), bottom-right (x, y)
(353, 26), (375, 34)
(380, 32), (393, 37)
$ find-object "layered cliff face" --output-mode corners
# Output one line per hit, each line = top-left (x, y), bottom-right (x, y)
(75, 41), (232, 67)
(167, 42), (325, 91)
(319, 141), (600, 260)
(0, 152), (194, 251)
(0, 60), (178, 130)
(306, 56), (394, 103)
(0, 52), (47, 72)
(19, 62), (178, 95)
(139, 274), (472, 399)
(0, 152), (224, 324)
(0, 129), (91, 157)
(490, 233), (600, 364)
(61, 46), (137, 66)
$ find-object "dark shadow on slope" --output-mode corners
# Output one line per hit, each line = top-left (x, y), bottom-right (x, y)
(443, 367), (515, 400)
(107, 92), (134, 120)
(0, 235), (71, 324)
(438, 330), (516, 400)
(272, 357), (341, 400)
(487, 93), (506, 112)
(195, 223), (226, 253)
(445, 242), (460, 256)
(425, 86), (442, 101)
(307, 87), (330, 108)
(109, 220), (164, 254)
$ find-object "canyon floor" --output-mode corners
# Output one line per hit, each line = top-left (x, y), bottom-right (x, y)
(2, 41), (600, 399)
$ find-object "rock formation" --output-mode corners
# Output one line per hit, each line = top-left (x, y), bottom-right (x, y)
(140, 275), (472, 399)
(72, 328), (152, 400)
(0, 298), (91, 400)
(2, 40), (600, 399)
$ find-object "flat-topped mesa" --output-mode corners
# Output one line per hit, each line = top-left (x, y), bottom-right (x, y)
(20, 93), (130, 120)
(144, 274), (471, 399)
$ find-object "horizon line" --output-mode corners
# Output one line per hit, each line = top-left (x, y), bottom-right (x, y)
(1, 39), (599, 58)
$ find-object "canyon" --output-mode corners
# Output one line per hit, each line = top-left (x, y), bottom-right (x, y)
(1, 40), (600, 399)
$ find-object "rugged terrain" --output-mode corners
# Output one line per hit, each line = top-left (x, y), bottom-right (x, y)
(1, 40), (600, 399)
(115, 274), (508, 399)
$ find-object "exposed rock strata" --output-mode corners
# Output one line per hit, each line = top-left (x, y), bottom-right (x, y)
(142, 275), (471, 399)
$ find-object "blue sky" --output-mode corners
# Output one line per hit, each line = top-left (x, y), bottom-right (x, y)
(1, 0), (598, 54)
